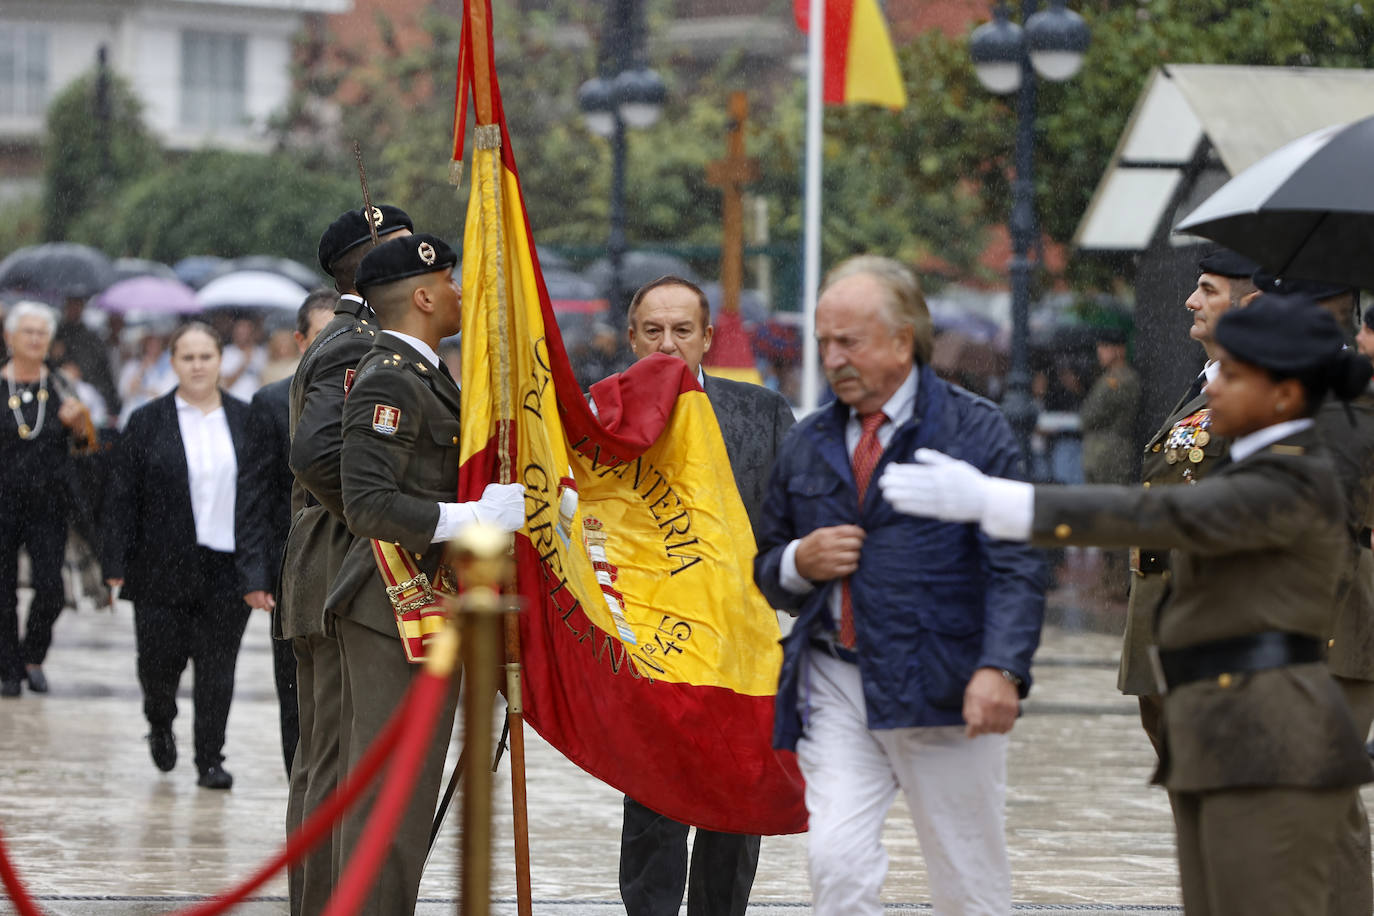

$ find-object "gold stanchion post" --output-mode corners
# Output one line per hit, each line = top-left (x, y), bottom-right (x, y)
(451, 523), (515, 916)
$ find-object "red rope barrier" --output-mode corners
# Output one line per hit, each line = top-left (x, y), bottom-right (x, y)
(321, 667), (450, 916)
(0, 825), (43, 916)
(0, 659), (450, 916)
(175, 680), (415, 916)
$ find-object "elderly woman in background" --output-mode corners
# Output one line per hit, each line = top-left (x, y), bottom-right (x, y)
(1, 302), (93, 698)
(102, 321), (255, 790)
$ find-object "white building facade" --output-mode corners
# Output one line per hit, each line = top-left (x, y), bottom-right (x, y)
(1, 0), (349, 156)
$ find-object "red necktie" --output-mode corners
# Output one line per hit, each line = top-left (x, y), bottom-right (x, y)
(839, 412), (887, 649)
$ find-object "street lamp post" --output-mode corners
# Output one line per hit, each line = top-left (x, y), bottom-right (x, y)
(970, 0), (1089, 468)
(577, 0), (666, 324)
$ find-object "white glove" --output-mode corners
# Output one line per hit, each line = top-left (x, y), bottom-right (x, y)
(466, 482), (526, 533)
(879, 448), (989, 523)
(436, 482), (526, 541)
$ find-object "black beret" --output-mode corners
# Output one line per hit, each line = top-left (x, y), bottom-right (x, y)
(317, 204), (414, 273)
(1251, 271), (1354, 302)
(354, 233), (458, 295)
(1197, 248), (1260, 280)
(1214, 292), (1344, 374)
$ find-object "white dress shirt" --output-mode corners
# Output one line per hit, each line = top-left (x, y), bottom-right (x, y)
(778, 368), (920, 626)
(175, 395), (237, 552)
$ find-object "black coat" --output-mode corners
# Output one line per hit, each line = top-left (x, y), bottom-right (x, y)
(237, 378), (292, 596)
(101, 390), (254, 606)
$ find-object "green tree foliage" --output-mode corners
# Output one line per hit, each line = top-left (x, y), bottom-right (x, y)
(75, 150), (360, 267)
(41, 70), (159, 242)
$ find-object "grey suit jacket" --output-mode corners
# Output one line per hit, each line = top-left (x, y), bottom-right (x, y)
(702, 373), (795, 541)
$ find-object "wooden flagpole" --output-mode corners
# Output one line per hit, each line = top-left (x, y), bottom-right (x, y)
(464, 2), (533, 913)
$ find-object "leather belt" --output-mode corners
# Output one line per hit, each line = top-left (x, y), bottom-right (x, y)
(1154, 631), (1322, 691)
(810, 637), (858, 665)
(1130, 547), (1168, 576)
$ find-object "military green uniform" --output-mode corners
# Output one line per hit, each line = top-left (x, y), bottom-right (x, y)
(280, 294), (378, 915)
(1034, 426), (1374, 916)
(1315, 388), (1374, 916)
(327, 333), (462, 916)
(1080, 363), (1140, 485)
(1118, 379), (1231, 755)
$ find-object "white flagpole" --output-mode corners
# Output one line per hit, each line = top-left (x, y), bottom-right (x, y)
(800, 0), (825, 414)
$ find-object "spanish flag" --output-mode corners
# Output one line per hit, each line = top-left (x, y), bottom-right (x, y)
(453, 0), (806, 835)
(794, 0), (908, 109)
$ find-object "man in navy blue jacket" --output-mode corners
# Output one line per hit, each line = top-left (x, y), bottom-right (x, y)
(754, 255), (1046, 916)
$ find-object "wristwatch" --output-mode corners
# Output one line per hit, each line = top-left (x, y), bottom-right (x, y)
(998, 668), (1024, 688)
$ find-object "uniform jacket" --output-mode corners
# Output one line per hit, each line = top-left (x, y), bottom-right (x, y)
(100, 390), (253, 606)
(1119, 384), (1232, 695)
(236, 378), (291, 596)
(1079, 363), (1140, 485)
(277, 299), (379, 640)
(701, 373), (795, 538)
(327, 336), (461, 640)
(1033, 426), (1373, 792)
(1316, 388), (1374, 681)
(754, 364), (1047, 751)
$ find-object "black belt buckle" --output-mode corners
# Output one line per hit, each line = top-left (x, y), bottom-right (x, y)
(1156, 631), (1322, 691)
(810, 637), (858, 665)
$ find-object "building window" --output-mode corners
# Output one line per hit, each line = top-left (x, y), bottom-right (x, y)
(0, 25), (50, 118)
(180, 30), (247, 130)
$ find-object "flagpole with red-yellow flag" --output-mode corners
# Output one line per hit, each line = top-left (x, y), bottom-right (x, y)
(795, 0), (907, 413)
(452, 0), (806, 857)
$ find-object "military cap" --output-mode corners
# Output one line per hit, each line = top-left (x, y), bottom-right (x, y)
(354, 233), (458, 295)
(317, 204), (414, 273)
(1214, 292), (1344, 374)
(1251, 271), (1354, 303)
(1197, 248), (1260, 280)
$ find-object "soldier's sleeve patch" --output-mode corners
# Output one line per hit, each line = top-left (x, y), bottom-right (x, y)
(372, 404), (402, 435)
(344, 368), (356, 397)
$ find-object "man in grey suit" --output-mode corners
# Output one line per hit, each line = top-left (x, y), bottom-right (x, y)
(614, 276), (795, 916)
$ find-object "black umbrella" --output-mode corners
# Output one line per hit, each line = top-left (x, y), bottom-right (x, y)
(0, 243), (115, 299)
(1176, 115), (1374, 290)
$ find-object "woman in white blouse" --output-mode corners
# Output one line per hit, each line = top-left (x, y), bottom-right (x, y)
(101, 322), (256, 791)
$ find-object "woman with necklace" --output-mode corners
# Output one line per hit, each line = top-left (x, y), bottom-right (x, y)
(0, 301), (93, 698)
(101, 322), (255, 790)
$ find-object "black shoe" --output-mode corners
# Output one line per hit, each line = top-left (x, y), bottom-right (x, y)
(197, 765), (233, 790)
(148, 726), (177, 772)
(0, 680), (20, 698)
(24, 666), (47, 694)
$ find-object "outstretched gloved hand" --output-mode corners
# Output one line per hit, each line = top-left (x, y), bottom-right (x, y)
(878, 448), (990, 523)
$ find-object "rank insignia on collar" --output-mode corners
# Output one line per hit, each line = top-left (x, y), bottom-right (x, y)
(344, 368), (356, 397)
(372, 404), (401, 435)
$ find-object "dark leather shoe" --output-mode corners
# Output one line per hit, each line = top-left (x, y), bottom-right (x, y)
(25, 666), (47, 693)
(0, 679), (20, 698)
(197, 765), (233, 790)
(148, 726), (176, 772)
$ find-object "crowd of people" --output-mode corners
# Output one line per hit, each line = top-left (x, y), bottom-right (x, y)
(4, 205), (1374, 916)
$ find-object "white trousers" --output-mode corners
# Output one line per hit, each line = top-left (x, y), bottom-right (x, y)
(796, 648), (1011, 916)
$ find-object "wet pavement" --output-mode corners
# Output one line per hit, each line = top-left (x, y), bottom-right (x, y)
(0, 582), (1298, 915)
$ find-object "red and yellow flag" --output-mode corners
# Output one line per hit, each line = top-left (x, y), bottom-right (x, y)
(794, 0), (908, 109)
(453, 0), (805, 835)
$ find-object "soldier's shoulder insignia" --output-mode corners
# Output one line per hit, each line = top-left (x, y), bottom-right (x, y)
(372, 404), (402, 436)
(343, 368), (356, 397)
